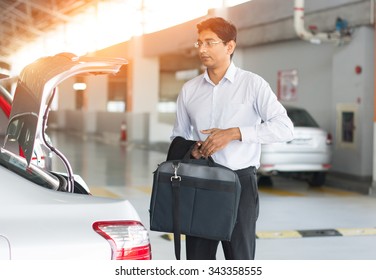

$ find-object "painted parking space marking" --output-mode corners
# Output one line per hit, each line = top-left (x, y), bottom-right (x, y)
(92, 183), (360, 199)
(258, 186), (360, 197)
(297, 229), (341, 238)
(159, 227), (376, 241)
(161, 233), (186, 241)
(136, 186), (153, 194)
(256, 227), (376, 239)
(258, 187), (305, 197)
(256, 230), (302, 239)
(90, 187), (120, 198)
(312, 187), (360, 196)
(90, 185), (153, 198)
(337, 228), (376, 236)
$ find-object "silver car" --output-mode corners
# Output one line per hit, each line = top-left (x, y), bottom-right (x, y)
(0, 53), (151, 260)
(258, 106), (332, 186)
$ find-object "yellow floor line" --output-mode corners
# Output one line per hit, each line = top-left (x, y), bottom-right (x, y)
(137, 186), (152, 194)
(259, 187), (305, 197)
(128, 185), (357, 197)
(337, 228), (376, 236)
(312, 187), (360, 196)
(257, 230), (303, 239)
(145, 185), (304, 196)
(90, 187), (120, 198)
(160, 227), (376, 241)
(161, 233), (186, 241)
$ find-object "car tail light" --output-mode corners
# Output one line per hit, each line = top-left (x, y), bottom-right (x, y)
(326, 133), (333, 145)
(93, 221), (151, 260)
(260, 164), (274, 169)
(322, 163), (332, 169)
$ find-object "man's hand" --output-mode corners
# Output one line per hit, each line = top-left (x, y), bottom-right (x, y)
(198, 127), (241, 158)
(190, 141), (203, 159)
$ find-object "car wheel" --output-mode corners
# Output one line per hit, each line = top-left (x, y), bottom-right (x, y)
(308, 172), (326, 187)
(258, 175), (273, 186)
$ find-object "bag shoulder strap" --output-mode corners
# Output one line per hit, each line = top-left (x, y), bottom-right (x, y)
(171, 175), (181, 260)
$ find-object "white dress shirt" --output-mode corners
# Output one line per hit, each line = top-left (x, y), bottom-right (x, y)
(171, 62), (294, 170)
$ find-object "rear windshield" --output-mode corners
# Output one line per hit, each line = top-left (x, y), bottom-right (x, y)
(286, 108), (319, 128)
(0, 148), (59, 190)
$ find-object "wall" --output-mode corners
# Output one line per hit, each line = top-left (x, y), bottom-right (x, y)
(242, 26), (374, 178)
(331, 26), (374, 177)
(242, 40), (335, 132)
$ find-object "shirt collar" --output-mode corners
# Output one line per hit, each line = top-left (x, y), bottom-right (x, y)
(203, 62), (236, 85)
(225, 62), (236, 83)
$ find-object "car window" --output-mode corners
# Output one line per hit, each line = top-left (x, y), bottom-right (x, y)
(286, 108), (319, 128)
(0, 148), (60, 190)
(6, 81), (40, 166)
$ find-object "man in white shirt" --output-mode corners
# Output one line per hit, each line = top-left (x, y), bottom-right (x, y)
(171, 17), (294, 260)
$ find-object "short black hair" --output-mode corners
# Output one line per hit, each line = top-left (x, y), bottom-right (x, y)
(196, 17), (237, 43)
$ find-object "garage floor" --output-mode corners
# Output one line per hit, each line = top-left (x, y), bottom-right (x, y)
(49, 130), (376, 260)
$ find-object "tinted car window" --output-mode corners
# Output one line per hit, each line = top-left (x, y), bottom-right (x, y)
(0, 148), (59, 190)
(286, 108), (319, 128)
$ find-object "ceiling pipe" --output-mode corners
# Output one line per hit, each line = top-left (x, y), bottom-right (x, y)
(294, 0), (348, 45)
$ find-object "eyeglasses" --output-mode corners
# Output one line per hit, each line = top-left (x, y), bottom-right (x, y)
(194, 40), (225, 48)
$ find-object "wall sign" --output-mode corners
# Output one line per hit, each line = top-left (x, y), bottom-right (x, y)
(277, 69), (298, 101)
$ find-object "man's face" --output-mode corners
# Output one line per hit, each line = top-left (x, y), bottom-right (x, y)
(197, 29), (232, 69)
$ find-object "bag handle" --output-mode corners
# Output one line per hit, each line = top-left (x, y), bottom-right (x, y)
(181, 144), (215, 166)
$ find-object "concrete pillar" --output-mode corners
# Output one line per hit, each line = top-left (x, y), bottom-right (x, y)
(128, 36), (160, 143)
(57, 78), (76, 111)
(130, 36), (159, 114)
(332, 27), (373, 180)
(55, 77), (75, 129)
(86, 75), (108, 112)
(82, 75), (108, 133)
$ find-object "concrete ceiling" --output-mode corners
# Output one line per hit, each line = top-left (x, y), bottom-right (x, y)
(1, 0), (372, 69)
(0, 0), (99, 64)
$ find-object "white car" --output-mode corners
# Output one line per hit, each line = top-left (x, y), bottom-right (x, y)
(258, 106), (332, 186)
(0, 53), (151, 260)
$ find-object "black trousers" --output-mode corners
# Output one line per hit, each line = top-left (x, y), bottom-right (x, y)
(185, 166), (259, 260)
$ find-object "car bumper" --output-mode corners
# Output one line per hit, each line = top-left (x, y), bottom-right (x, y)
(259, 152), (331, 173)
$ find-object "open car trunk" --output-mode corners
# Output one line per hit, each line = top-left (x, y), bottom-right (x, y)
(5, 53), (127, 192)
